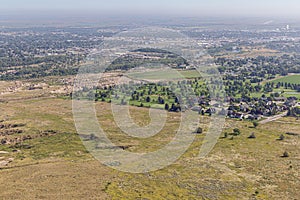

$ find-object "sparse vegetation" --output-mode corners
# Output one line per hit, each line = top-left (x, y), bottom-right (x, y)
(195, 127), (203, 134)
(248, 132), (256, 139)
(253, 121), (259, 128)
(233, 128), (241, 136)
(279, 134), (285, 141)
(282, 151), (289, 157)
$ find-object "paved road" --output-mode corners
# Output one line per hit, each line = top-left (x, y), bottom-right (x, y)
(260, 111), (288, 124)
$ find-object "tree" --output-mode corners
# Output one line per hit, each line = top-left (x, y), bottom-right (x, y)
(224, 132), (228, 138)
(279, 134), (285, 141)
(253, 121), (259, 128)
(248, 132), (256, 139)
(170, 103), (180, 112)
(195, 127), (203, 134)
(282, 151), (289, 158)
(146, 96), (151, 103)
(233, 128), (241, 136)
(164, 103), (169, 111)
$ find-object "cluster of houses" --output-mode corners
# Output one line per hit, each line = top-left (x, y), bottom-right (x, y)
(190, 96), (299, 120)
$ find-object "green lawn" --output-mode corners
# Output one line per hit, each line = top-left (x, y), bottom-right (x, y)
(127, 69), (202, 80)
(248, 74), (300, 98)
(249, 89), (300, 99)
(271, 74), (300, 84)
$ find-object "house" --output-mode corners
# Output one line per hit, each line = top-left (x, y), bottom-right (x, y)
(191, 106), (202, 112)
(274, 97), (287, 102)
(244, 114), (261, 120)
(205, 108), (216, 114)
(239, 103), (250, 112)
(235, 112), (244, 119)
(213, 103), (221, 108)
(285, 99), (296, 107)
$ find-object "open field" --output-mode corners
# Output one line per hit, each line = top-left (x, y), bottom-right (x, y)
(0, 79), (299, 199)
(248, 88), (300, 99)
(249, 75), (300, 99)
(127, 69), (202, 81)
(218, 47), (282, 58)
(271, 74), (300, 84)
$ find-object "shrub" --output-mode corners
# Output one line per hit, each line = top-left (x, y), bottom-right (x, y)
(248, 132), (256, 139)
(195, 127), (203, 134)
(279, 134), (285, 141)
(282, 151), (289, 157)
(253, 121), (259, 128)
(164, 103), (169, 110)
(233, 128), (241, 136)
(224, 132), (228, 138)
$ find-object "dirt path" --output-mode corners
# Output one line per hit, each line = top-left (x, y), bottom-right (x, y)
(260, 111), (288, 124)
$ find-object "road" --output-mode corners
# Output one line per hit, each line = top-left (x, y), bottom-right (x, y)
(260, 111), (288, 124)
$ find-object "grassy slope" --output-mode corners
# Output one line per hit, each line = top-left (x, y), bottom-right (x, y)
(0, 85), (299, 199)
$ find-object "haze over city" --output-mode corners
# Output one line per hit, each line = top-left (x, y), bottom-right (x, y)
(1, 0), (300, 17)
(0, 1), (299, 199)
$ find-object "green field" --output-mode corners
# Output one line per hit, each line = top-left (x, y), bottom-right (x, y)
(271, 74), (300, 84)
(127, 69), (202, 80)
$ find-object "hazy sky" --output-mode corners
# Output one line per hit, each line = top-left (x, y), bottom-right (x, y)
(1, 0), (300, 17)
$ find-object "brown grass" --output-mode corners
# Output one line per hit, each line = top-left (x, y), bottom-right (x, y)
(0, 80), (299, 199)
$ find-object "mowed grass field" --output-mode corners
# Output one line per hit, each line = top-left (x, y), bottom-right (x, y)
(0, 81), (299, 199)
(267, 74), (300, 98)
(271, 74), (300, 84)
(127, 69), (202, 80)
